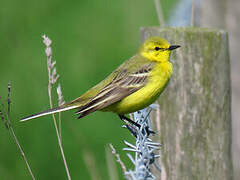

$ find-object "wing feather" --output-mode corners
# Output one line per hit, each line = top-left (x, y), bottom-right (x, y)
(21, 55), (156, 121)
(76, 62), (155, 118)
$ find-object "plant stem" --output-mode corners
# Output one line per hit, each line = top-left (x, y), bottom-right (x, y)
(9, 126), (36, 180)
(43, 34), (71, 180)
(191, 0), (196, 26)
(1, 83), (36, 180)
(154, 0), (165, 26)
(48, 80), (71, 180)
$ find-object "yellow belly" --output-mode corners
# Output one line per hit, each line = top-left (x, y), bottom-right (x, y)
(102, 62), (172, 114)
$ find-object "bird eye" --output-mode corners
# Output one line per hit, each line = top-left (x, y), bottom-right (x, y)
(155, 47), (160, 51)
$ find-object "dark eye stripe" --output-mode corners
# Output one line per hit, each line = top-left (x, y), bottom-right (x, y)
(155, 47), (166, 51)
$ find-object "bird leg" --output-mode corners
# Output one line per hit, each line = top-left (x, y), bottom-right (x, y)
(118, 115), (141, 128)
(118, 114), (155, 135)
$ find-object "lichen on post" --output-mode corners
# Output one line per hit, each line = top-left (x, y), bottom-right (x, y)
(141, 27), (233, 180)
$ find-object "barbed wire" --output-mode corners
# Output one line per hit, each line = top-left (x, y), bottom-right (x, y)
(121, 105), (161, 180)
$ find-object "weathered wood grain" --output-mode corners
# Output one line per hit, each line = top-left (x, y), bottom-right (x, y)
(141, 27), (233, 180)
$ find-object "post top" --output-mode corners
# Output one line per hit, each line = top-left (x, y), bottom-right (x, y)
(140, 27), (227, 35)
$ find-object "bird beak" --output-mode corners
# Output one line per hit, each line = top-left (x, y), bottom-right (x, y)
(169, 45), (181, 51)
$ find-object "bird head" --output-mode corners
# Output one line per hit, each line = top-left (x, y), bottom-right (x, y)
(139, 37), (180, 62)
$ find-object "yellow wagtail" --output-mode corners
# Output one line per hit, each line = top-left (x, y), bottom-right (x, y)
(21, 37), (180, 126)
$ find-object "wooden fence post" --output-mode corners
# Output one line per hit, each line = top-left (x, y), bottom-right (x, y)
(141, 27), (233, 180)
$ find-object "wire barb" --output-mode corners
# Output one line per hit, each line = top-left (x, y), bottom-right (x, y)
(115, 105), (161, 179)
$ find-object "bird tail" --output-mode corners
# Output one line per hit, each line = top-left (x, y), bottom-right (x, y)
(20, 103), (80, 122)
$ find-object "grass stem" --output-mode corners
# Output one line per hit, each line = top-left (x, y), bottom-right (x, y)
(191, 0), (196, 26)
(43, 35), (71, 180)
(0, 83), (36, 180)
(154, 0), (165, 26)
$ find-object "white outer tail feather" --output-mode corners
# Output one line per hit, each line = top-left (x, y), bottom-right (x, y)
(20, 105), (79, 122)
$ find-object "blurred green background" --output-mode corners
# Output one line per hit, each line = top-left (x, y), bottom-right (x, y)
(0, 0), (176, 179)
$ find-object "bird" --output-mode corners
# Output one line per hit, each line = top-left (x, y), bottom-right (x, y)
(21, 37), (180, 125)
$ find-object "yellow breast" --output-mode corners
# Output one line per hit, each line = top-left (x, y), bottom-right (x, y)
(104, 61), (173, 114)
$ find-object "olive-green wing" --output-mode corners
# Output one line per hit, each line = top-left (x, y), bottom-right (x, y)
(20, 55), (154, 122)
(75, 56), (155, 118)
